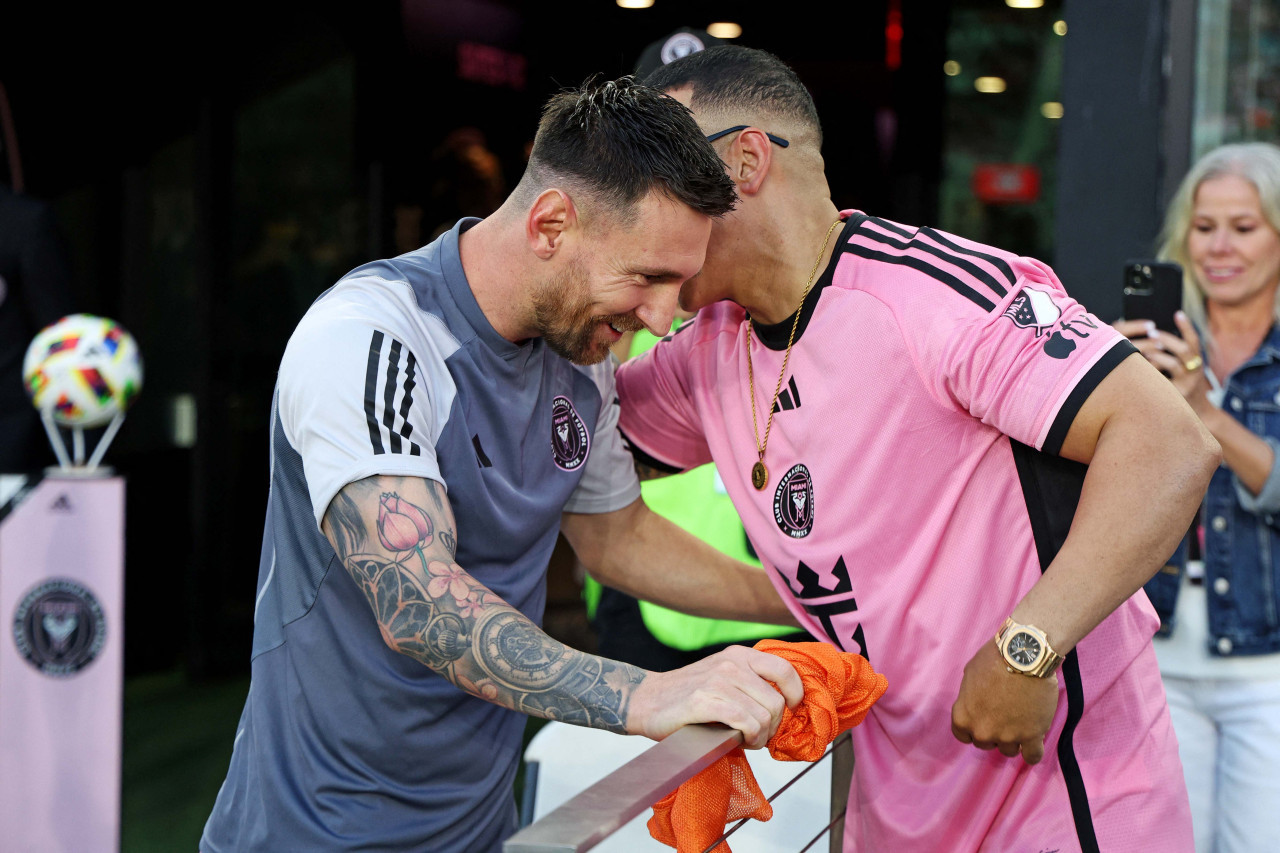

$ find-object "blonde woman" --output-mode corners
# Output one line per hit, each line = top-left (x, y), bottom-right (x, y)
(1116, 142), (1280, 853)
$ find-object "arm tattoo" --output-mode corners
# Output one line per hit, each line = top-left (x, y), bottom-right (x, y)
(438, 528), (457, 557)
(326, 492), (366, 561)
(345, 554), (469, 669)
(338, 489), (644, 734)
(423, 480), (450, 517)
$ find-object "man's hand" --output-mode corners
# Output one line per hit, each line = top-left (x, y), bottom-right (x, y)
(950, 640), (1058, 764)
(625, 646), (803, 749)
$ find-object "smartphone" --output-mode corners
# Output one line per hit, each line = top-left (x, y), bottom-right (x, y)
(1122, 260), (1183, 334)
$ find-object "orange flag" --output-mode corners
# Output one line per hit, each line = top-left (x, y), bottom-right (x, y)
(648, 640), (888, 853)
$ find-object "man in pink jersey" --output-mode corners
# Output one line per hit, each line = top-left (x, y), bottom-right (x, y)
(611, 46), (1220, 851)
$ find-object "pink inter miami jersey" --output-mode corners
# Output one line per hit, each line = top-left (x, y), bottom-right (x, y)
(616, 212), (1192, 852)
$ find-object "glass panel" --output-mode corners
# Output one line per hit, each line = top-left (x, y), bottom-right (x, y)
(1193, 0), (1280, 157)
(231, 56), (365, 387)
(128, 137), (199, 452)
(221, 56), (365, 580)
(938, 0), (1066, 262)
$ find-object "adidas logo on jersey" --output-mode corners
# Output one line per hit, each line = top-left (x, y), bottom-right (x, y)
(771, 376), (802, 413)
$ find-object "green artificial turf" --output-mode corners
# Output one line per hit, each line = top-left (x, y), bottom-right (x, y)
(120, 671), (249, 853)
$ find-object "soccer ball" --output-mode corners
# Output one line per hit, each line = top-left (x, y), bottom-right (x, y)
(22, 314), (144, 428)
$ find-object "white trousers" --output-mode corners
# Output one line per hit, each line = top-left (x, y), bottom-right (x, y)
(1162, 673), (1280, 853)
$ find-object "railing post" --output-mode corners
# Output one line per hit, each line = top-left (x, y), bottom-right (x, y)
(827, 734), (855, 853)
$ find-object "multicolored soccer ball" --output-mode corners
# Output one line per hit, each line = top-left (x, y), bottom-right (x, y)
(22, 314), (144, 428)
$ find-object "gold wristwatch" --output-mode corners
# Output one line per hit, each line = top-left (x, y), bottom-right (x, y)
(994, 618), (1063, 678)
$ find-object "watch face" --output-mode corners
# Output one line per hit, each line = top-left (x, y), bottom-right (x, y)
(1007, 631), (1042, 667)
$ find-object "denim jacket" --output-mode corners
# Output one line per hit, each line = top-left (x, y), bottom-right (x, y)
(1144, 323), (1280, 657)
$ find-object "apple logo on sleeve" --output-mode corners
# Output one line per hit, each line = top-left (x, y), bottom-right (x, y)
(1043, 332), (1077, 359)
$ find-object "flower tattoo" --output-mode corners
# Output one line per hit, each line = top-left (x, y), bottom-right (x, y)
(377, 492), (434, 553)
(426, 559), (470, 602)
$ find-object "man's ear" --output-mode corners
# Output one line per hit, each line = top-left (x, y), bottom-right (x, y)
(726, 128), (774, 197)
(526, 189), (577, 260)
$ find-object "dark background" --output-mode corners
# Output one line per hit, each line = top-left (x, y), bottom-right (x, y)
(0, 0), (949, 678)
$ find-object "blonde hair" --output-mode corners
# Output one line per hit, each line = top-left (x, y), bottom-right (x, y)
(1157, 142), (1280, 331)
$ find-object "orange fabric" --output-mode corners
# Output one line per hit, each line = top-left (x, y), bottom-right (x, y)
(647, 640), (888, 853)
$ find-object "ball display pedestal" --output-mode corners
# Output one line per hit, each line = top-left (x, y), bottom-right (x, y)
(41, 412), (125, 473)
(45, 465), (116, 479)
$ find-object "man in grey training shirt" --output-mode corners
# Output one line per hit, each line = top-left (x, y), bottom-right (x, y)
(200, 76), (802, 852)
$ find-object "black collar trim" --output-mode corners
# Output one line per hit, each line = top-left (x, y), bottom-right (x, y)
(752, 213), (866, 351)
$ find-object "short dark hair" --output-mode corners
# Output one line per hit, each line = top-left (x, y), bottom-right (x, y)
(526, 75), (736, 220)
(644, 46), (822, 145)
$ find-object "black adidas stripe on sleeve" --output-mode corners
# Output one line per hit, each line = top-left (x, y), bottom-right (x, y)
(841, 242), (998, 312)
(363, 330), (423, 456)
(852, 216), (1013, 303)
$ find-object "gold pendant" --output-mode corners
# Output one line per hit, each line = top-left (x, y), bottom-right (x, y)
(751, 460), (768, 491)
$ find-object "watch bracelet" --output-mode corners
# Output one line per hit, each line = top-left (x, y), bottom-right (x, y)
(994, 617), (1063, 677)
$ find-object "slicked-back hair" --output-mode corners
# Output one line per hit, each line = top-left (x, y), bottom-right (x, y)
(644, 45), (822, 146)
(525, 75), (736, 221)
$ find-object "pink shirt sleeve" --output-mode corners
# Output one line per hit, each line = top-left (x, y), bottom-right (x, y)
(892, 257), (1135, 453)
(615, 322), (715, 472)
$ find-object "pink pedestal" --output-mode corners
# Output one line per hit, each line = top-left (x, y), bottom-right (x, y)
(0, 474), (124, 853)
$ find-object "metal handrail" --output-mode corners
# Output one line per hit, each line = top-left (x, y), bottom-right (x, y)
(504, 723), (743, 853)
(504, 724), (855, 853)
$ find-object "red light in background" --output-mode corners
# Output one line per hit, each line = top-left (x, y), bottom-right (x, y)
(972, 164), (1041, 204)
(885, 0), (903, 70)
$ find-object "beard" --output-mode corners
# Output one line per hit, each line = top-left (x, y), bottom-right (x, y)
(532, 260), (645, 365)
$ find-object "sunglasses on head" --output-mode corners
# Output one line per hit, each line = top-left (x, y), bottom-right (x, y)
(704, 126), (790, 148)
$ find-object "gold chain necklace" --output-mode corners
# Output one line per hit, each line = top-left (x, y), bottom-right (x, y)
(746, 217), (843, 491)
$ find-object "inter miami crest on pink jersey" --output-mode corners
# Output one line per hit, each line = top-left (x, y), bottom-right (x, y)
(773, 463), (814, 538)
